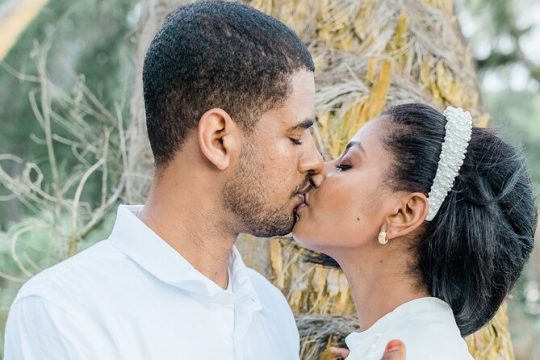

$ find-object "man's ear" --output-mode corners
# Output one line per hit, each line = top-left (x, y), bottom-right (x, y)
(197, 108), (241, 170)
(385, 192), (429, 240)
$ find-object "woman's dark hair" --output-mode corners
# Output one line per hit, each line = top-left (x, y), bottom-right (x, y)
(309, 102), (537, 336)
(382, 103), (537, 336)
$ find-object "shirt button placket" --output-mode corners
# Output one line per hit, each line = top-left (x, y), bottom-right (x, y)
(213, 294), (235, 360)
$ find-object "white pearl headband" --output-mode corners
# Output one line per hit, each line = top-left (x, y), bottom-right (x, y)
(426, 106), (473, 221)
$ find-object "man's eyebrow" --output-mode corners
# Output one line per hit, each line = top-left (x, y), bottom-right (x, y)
(287, 119), (315, 132)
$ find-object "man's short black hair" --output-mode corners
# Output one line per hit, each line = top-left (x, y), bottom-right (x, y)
(143, 0), (315, 167)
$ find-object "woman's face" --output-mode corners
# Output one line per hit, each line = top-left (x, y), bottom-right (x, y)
(292, 116), (397, 254)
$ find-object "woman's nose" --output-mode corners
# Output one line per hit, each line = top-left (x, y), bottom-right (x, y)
(324, 159), (337, 176)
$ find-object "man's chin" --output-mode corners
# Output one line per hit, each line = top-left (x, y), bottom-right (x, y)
(250, 228), (291, 238)
(248, 217), (295, 238)
(234, 204), (297, 238)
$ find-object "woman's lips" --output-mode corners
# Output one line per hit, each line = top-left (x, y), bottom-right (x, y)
(294, 193), (309, 213)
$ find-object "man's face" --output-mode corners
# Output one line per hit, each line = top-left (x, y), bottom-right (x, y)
(223, 70), (324, 237)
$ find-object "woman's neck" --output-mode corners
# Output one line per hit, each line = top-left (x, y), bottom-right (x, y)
(334, 246), (430, 331)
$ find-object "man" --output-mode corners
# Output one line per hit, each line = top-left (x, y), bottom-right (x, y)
(4, 2), (405, 359)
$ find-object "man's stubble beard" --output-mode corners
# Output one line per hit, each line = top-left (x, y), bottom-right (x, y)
(222, 141), (295, 238)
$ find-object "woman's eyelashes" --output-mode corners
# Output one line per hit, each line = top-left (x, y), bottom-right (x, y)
(335, 153), (356, 171)
(335, 162), (352, 171)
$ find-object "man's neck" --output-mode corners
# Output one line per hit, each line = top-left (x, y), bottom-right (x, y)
(139, 181), (237, 290)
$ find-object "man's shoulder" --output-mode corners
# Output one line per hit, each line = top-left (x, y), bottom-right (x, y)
(245, 268), (279, 292)
(245, 268), (290, 308)
(244, 267), (299, 343)
(15, 240), (124, 305)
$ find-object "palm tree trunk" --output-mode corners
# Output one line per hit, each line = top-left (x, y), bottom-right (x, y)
(130, 1), (513, 359)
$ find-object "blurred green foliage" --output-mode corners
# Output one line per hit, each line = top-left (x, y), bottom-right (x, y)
(0, 0), (138, 228)
(0, 0), (137, 356)
(486, 91), (540, 195)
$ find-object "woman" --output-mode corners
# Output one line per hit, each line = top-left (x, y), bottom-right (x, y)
(293, 103), (537, 359)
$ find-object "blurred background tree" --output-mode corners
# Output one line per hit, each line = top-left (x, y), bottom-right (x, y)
(0, 0), (138, 355)
(0, 0), (539, 359)
(457, 0), (540, 358)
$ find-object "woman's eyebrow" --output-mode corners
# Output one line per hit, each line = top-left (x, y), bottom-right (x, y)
(337, 141), (366, 161)
(344, 141), (366, 154)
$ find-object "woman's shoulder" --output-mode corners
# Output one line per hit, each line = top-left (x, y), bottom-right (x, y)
(346, 297), (473, 360)
(384, 320), (472, 360)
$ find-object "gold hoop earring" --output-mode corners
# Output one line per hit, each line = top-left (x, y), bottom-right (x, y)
(378, 231), (388, 245)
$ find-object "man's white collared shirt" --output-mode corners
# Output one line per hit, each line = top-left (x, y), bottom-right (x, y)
(4, 205), (299, 360)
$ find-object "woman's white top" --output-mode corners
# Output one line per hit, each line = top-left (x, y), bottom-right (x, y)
(346, 297), (474, 360)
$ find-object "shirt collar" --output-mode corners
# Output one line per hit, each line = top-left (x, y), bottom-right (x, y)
(108, 205), (262, 309)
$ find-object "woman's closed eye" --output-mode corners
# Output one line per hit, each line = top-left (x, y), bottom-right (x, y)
(336, 162), (352, 171)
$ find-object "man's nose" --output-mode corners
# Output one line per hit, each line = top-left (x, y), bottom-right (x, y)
(299, 146), (324, 188)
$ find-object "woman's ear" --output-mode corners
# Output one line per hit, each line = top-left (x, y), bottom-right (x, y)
(385, 192), (429, 240)
(197, 108), (241, 170)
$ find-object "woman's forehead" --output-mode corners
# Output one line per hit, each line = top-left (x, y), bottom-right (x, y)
(351, 117), (386, 143)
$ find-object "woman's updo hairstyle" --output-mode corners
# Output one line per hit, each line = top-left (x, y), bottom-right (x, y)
(382, 102), (537, 336)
